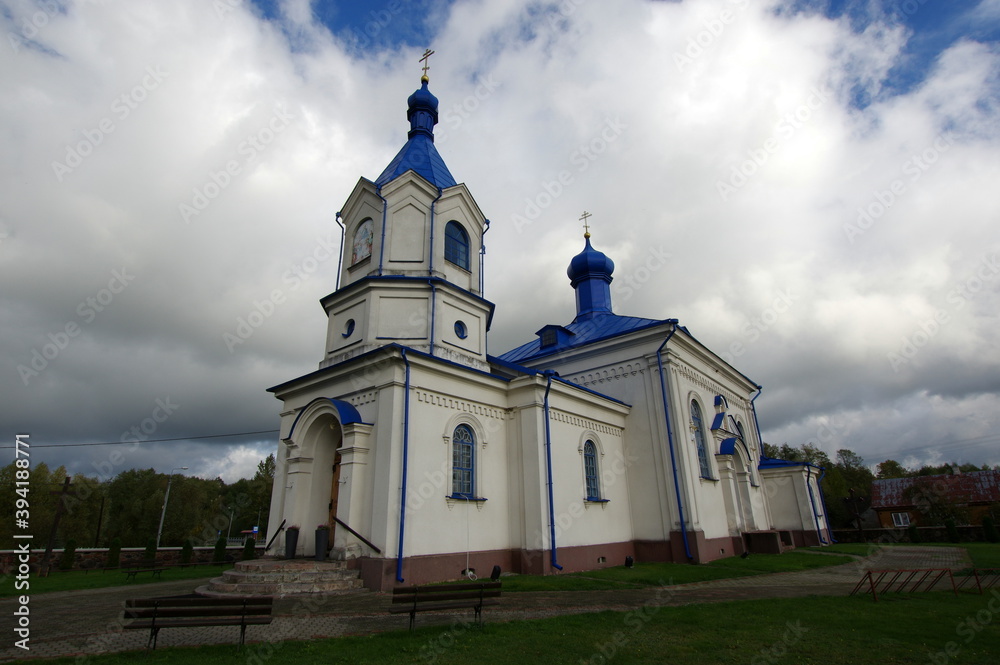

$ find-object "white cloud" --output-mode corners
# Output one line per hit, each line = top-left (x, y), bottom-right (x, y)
(1, 0), (998, 478)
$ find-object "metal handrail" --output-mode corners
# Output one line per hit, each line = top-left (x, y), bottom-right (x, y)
(334, 516), (382, 554)
(264, 519), (286, 551)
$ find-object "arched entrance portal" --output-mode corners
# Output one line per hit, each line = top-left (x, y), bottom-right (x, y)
(277, 398), (368, 559)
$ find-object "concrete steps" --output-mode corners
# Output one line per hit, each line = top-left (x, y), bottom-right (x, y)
(198, 558), (366, 597)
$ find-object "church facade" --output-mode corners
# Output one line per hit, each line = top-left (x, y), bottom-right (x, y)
(264, 75), (832, 591)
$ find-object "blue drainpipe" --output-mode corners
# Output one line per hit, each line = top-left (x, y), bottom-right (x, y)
(655, 321), (693, 560)
(480, 218), (490, 295)
(750, 385), (764, 457)
(334, 212), (345, 291)
(816, 467), (835, 543)
(396, 348), (412, 582)
(542, 371), (563, 571)
(805, 465), (828, 545)
(427, 188), (443, 275)
(376, 189), (388, 275)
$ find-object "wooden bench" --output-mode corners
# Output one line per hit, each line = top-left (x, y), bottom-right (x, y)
(122, 562), (167, 582)
(389, 581), (501, 630)
(123, 596), (274, 649)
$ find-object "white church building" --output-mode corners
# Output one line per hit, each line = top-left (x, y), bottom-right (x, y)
(264, 74), (832, 591)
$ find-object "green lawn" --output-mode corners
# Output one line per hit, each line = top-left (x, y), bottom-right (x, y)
(461, 550), (855, 592)
(808, 542), (1000, 568)
(28, 593), (1000, 665)
(0, 563), (231, 598)
(806, 543), (877, 557)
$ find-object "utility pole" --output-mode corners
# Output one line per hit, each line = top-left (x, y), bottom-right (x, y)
(41, 477), (74, 576)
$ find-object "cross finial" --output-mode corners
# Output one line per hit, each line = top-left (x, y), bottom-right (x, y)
(419, 49), (435, 82)
(580, 211), (592, 238)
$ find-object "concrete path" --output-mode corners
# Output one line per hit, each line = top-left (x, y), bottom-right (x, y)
(0, 546), (973, 662)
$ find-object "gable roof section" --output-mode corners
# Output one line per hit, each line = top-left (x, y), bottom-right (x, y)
(870, 470), (1000, 509)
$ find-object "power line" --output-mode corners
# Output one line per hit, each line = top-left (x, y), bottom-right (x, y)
(0, 429), (280, 449)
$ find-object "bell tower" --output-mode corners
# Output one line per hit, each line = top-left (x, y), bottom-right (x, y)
(321, 63), (493, 371)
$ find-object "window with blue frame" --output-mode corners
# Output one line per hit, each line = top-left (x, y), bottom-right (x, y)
(444, 221), (470, 270)
(451, 424), (474, 498)
(583, 440), (600, 500)
(691, 400), (712, 479)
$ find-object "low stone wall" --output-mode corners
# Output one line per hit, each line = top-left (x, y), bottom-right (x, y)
(0, 545), (262, 574)
(832, 525), (988, 544)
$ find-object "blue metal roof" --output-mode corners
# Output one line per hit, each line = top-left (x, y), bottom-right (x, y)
(497, 312), (666, 364)
(374, 134), (457, 190)
(374, 79), (457, 190)
(286, 397), (369, 440)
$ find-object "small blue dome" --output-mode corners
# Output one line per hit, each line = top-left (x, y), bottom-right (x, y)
(407, 79), (439, 139)
(567, 236), (615, 286)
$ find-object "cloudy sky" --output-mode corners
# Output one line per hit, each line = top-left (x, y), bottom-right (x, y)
(2, 0), (999, 483)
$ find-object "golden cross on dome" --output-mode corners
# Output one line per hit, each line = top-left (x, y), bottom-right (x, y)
(580, 211), (592, 238)
(419, 49), (435, 81)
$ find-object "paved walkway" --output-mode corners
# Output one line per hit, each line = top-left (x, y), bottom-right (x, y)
(0, 546), (972, 662)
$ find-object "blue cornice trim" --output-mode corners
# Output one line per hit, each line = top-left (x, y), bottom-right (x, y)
(320, 275), (496, 328)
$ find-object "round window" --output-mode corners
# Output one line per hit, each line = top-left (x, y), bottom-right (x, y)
(454, 320), (468, 339)
(343, 319), (356, 338)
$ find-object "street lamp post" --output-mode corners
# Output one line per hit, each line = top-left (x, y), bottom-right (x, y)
(156, 466), (189, 549)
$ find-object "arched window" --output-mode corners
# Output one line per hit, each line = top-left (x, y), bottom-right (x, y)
(583, 440), (600, 500)
(451, 424), (475, 498)
(691, 400), (712, 478)
(444, 221), (470, 270)
(351, 218), (374, 265)
(735, 421), (758, 485)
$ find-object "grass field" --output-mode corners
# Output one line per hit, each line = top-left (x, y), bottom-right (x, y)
(28, 593), (1000, 665)
(805, 542), (1000, 568)
(0, 563), (231, 598)
(444, 550), (855, 592)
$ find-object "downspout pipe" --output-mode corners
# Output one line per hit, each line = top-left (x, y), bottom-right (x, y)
(334, 212), (345, 291)
(750, 385), (764, 457)
(542, 370), (563, 571)
(376, 188), (389, 276)
(655, 320), (693, 560)
(805, 465), (828, 545)
(816, 467), (836, 543)
(480, 218), (490, 295)
(428, 188), (443, 275)
(427, 280), (437, 355)
(396, 348), (412, 582)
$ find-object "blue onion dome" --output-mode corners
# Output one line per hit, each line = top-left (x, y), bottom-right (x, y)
(407, 77), (439, 139)
(567, 234), (615, 286)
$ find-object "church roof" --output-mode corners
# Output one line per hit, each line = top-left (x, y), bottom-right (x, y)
(374, 135), (457, 190)
(870, 470), (1000, 509)
(497, 312), (666, 364)
(374, 79), (457, 190)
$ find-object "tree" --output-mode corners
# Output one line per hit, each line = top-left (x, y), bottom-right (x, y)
(255, 454), (275, 482)
(904, 478), (971, 526)
(59, 539), (77, 570)
(983, 516), (999, 543)
(213, 535), (227, 563)
(876, 460), (909, 479)
(0, 462), (83, 549)
(107, 537), (122, 567)
(242, 536), (256, 561)
(104, 468), (164, 546)
(181, 539), (194, 565)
